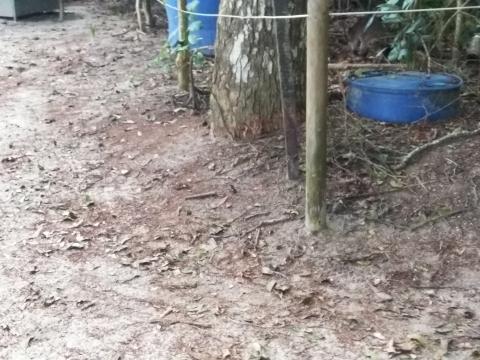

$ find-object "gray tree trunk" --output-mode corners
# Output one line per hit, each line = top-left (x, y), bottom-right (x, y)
(210, 0), (306, 138)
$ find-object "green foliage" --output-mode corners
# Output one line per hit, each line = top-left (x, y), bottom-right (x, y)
(152, 1), (206, 71)
(376, 0), (480, 64)
(152, 43), (174, 70)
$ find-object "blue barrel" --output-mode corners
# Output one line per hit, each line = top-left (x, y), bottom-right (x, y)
(346, 71), (463, 124)
(165, 0), (220, 56)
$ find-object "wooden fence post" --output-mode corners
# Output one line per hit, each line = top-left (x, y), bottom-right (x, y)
(305, 0), (329, 232)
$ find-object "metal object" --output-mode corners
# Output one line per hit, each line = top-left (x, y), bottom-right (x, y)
(0, 0), (60, 21)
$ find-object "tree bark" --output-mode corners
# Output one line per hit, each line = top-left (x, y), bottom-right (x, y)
(210, 0), (306, 138)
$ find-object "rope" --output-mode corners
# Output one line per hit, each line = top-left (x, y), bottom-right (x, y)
(156, 0), (307, 19)
(155, 0), (480, 20)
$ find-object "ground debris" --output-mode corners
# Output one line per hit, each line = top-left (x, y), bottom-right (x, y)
(185, 192), (218, 201)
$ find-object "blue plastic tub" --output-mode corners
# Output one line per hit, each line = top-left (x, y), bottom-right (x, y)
(346, 71), (463, 124)
(165, 0), (220, 56)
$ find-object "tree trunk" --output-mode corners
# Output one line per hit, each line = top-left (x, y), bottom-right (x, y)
(210, 0), (306, 138)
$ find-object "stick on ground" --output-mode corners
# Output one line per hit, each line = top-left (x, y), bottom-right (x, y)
(184, 192), (217, 201)
(394, 127), (480, 171)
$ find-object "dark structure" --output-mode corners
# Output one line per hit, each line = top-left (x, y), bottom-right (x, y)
(0, 0), (60, 21)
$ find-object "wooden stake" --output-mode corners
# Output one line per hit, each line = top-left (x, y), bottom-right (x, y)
(176, 0), (190, 91)
(305, 0), (329, 232)
(452, 0), (464, 65)
(59, 0), (64, 21)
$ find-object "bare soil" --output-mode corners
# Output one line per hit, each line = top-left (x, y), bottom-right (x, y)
(1, 2), (480, 359)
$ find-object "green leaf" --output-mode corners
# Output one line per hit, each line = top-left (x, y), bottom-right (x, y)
(188, 33), (200, 45)
(402, 0), (415, 10)
(188, 20), (202, 32)
(186, 0), (199, 12)
(192, 51), (205, 66)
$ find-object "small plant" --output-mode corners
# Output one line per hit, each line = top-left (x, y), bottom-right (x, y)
(376, 0), (480, 67)
(153, 0), (207, 109)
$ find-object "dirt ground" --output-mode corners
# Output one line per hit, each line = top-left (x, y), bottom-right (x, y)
(1, 2), (480, 359)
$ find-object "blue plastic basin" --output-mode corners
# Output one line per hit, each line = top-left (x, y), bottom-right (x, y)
(165, 0), (220, 56)
(346, 71), (463, 124)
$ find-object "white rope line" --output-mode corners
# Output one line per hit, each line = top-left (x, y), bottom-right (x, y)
(156, 0), (480, 20)
(156, 0), (307, 19)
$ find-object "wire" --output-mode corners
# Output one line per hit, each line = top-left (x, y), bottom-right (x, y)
(155, 0), (480, 20)
(156, 0), (307, 19)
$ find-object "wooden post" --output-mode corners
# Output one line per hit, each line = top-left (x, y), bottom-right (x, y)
(452, 0), (464, 65)
(305, 0), (329, 232)
(59, 0), (64, 21)
(176, 0), (190, 91)
(272, 0), (300, 180)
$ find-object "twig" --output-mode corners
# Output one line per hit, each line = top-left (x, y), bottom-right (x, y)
(411, 285), (474, 291)
(244, 211), (271, 221)
(394, 127), (480, 170)
(244, 216), (294, 235)
(158, 307), (174, 319)
(152, 320), (211, 329)
(254, 228), (261, 250)
(83, 60), (107, 68)
(184, 192), (217, 200)
(409, 208), (467, 231)
(341, 252), (387, 264)
(223, 210), (249, 226)
(111, 29), (131, 37)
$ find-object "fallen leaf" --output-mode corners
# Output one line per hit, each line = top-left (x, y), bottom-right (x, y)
(66, 242), (85, 250)
(210, 196), (229, 209)
(375, 292), (393, 302)
(62, 211), (77, 221)
(1, 156), (17, 163)
(261, 267), (274, 276)
(435, 323), (456, 334)
(373, 332), (386, 341)
(135, 256), (159, 267)
(43, 296), (59, 307)
(385, 339), (396, 354)
(266, 280), (277, 292)
(275, 284), (290, 293)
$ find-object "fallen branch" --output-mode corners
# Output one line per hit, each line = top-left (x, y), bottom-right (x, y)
(341, 252), (388, 264)
(244, 211), (271, 221)
(83, 60), (107, 68)
(184, 192), (217, 201)
(151, 320), (212, 329)
(409, 208), (467, 231)
(244, 216), (294, 235)
(394, 127), (480, 171)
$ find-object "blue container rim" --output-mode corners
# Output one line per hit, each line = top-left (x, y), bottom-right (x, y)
(346, 71), (464, 93)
